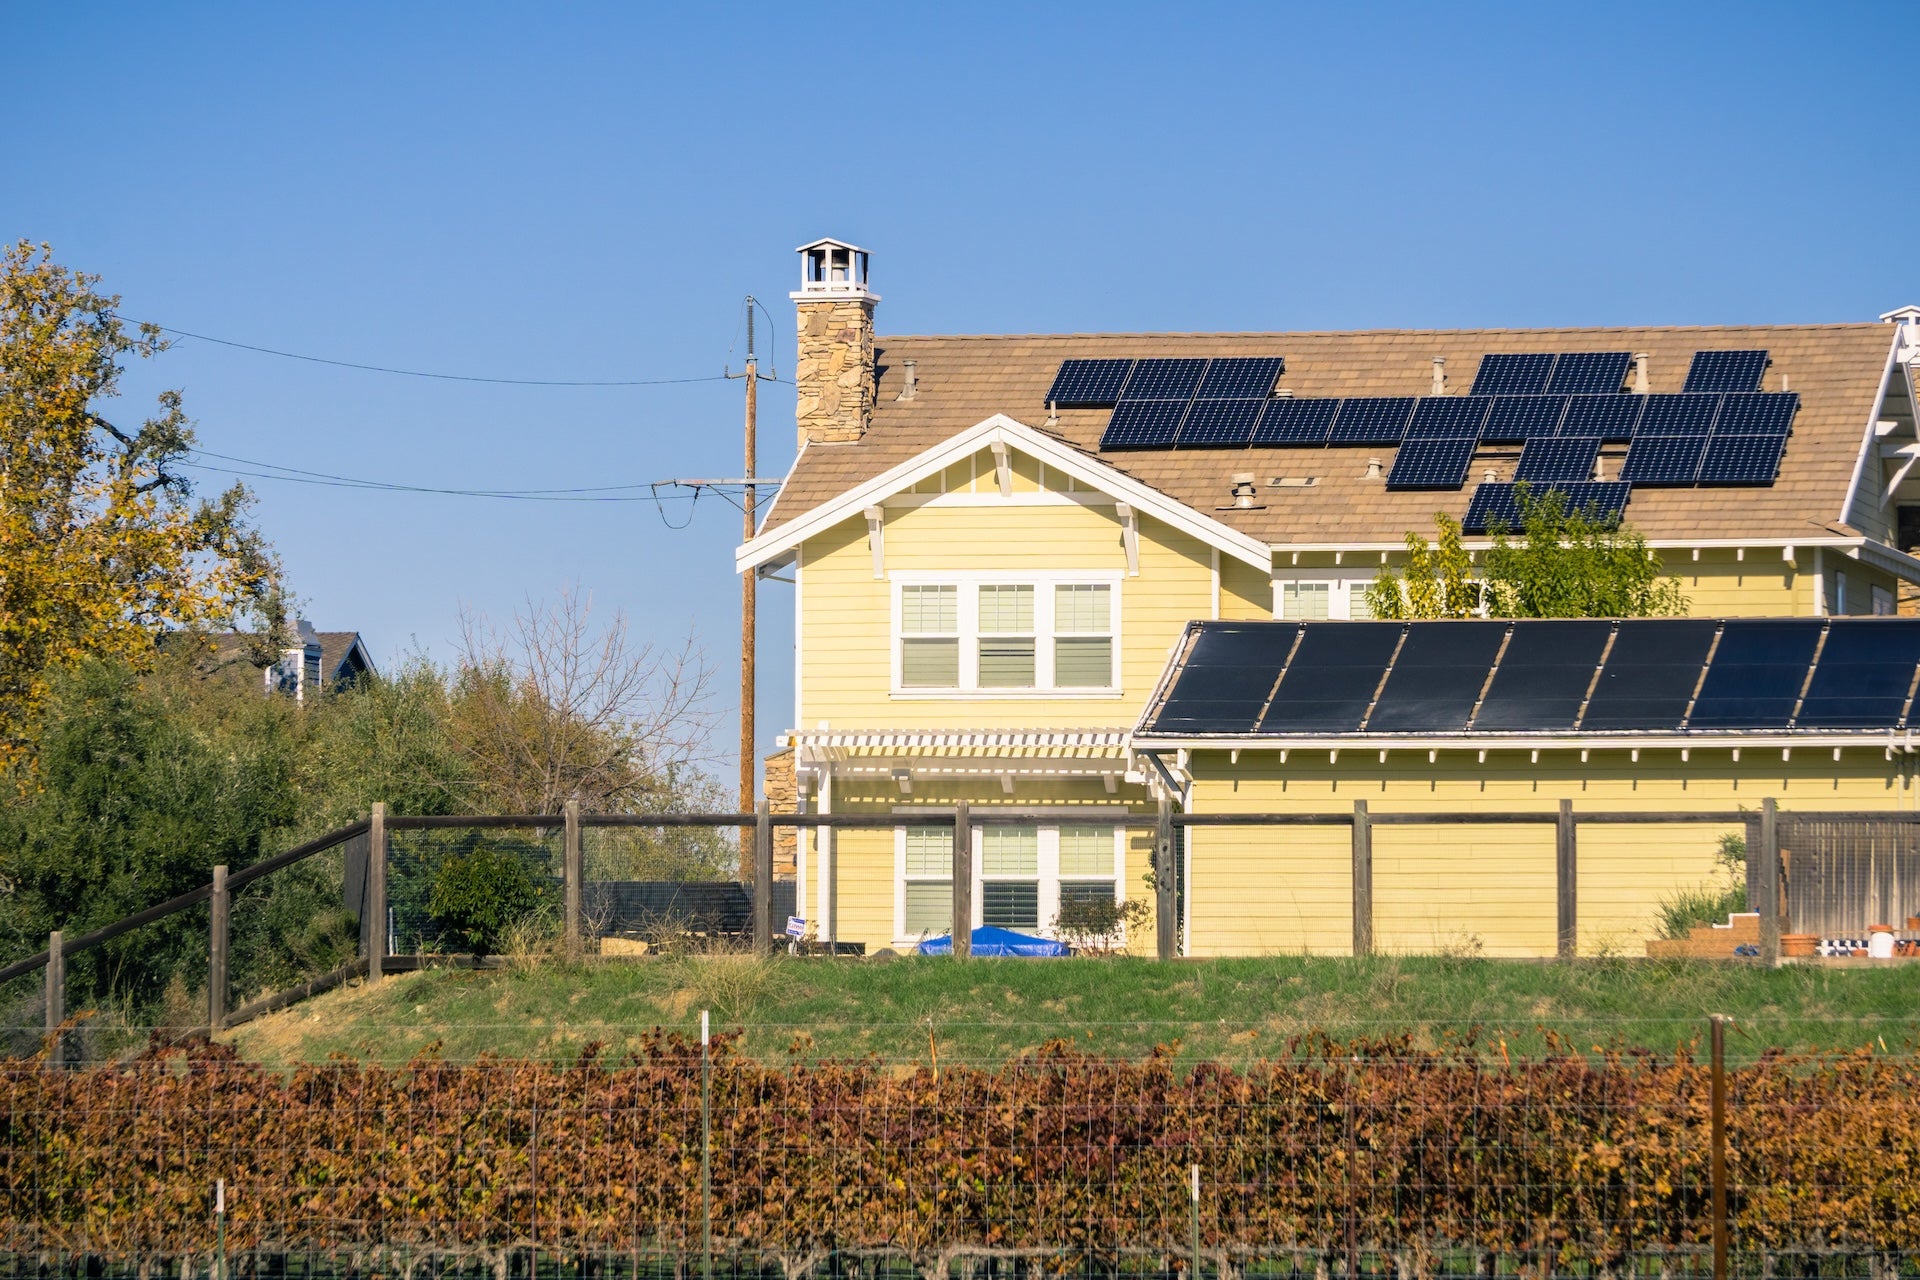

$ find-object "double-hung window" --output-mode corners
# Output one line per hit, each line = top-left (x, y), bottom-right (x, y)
(893, 574), (1119, 693)
(980, 825), (1041, 930)
(901, 826), (952, 937)
(896, 820), (1124, 943)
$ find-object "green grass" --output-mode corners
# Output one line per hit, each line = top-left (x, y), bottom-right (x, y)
(223, 952), (1920, 1068)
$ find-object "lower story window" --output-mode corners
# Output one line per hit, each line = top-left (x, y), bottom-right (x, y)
(898, 820), (1122, 940)
(902, 826), (951, 936)
(981, 825), (1040, 929)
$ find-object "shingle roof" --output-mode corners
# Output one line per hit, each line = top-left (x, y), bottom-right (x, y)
(760, 324), (1896, 546)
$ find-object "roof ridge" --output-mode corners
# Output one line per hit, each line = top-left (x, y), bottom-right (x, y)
(878, 322), (1890, 341)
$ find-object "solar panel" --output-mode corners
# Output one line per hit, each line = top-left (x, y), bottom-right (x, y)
(1696, 435), (1786, 485)
(1366, 621), (1507, 733)
(1259, 622), (1405, 733)
(1558, 394), (1643, 442)
(1252, 398), (1340, 445)
(1404, 396), (1493, 440)
(1328, 397), (1416, 445)
(1195, 357), (1286, 400)
(1386, 438), (1477, 490)
(1100, 399), (1188, 450)
(1636, 393), (1721, 437)
(1687, 620), (1824, 729)
(1470, 353), (1554, 396)
(1683, 350), (1769, 394)
(1044, 359), (1134, 409)
(1471, 620), (1612, 732)
(1620, 435), (1707, 485)
(1579, 618), (1718, 731)
(1513, 437), (1601, 484)
(1120, 358), (1208, 401)
(1554, 481), (1630, 524)
(1795, 619), (1920, 729)
(1545, 352), (1632, 395)
(1149, 623), (1299, 734)
(1619, 430), (1703, 484)
(1176, 399), (1264, 448)
(1482, 395), (1569, 444)
(1713, 392), (1798, 437)
(1462, 483), (1523, 534)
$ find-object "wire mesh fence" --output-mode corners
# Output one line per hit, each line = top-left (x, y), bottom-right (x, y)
(1, 1027), (1919, 1274)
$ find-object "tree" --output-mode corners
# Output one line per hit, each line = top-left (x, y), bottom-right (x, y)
(1368, 488), (1688, 620)
(0, 242), (282, 770)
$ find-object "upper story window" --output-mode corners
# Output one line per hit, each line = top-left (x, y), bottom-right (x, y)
(893, 573), (1119, 695)
(1275, 576), (1376, 621)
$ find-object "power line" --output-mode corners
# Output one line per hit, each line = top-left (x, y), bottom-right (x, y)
(112, 312), (761, 388)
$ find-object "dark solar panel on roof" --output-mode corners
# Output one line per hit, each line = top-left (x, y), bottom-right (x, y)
(1513, 437), (1601, 484)
(1044, 359), (1135, 409)
(1687, 620), (1824, 730)
(1328, 396), (1416, 445)
(1100, 399), (1188, 450)
(1683, 350), (1770, 394)
(1554, 481), (1630, 523)
(1149, 623), (1299, 734)
(1580, 618), (1718, 731)
(1404, 396), (1493, 439)
(1259, 622), (1404, 733)
(1175, 398), (1264, 448)
(1559, 394), (1644, 441)
(1195, 357), (1286, 400)
(1462, 483), (1523, 533)
(1636, 393), (1722, 437)
(1713, 392), (1799, 437)
(1386, 438), (1477, 490)
(1620, 434), (1707, 485)
(1697, 435), (1786, 485)
(1795, 619), (1920, 729)
(1471, 353), (1556, 396)
(1482, 395), (1569, 443)
(1365, 622), (1507, 733)
(1120, 358), (1208, 401)
(1545, 352), (1632, 394)
(1253, 397), (1340, 445)
(1472, 620), (1612, 732)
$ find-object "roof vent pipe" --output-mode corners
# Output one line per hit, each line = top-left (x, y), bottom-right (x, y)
(1483, 467), (1498, 484)
(900, 359), (917, 401)
(1231, 473), (1259, 508)
(1365, 457), (1383, 480)
(1632, 353), (1650, 394)
(1431, 358), (1447, 396)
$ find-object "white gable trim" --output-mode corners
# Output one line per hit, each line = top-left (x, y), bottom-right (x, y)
(735, 414), (1273, 575)
(1841, 330), (1906, 530)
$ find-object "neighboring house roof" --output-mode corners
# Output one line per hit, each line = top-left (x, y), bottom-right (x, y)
(203, 626), (376, 688)
(758, 324), (1899, 549)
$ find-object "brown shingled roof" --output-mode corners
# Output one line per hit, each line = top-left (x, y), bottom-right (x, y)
(760, 324), (1895, 546)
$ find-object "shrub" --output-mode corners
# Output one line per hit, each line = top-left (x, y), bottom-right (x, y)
(1656, 833), (1750, 939)
(1051, 895), (1152, 954)
(427, 842), (549, 957)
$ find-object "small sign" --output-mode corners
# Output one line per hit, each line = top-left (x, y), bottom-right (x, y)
(785, 916), (807, 939)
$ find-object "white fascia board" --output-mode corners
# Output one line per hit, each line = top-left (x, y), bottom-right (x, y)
(1272, 535), (1920, 581)
(1841, 331), (1904, 529)
(735, 414), (1272, 575)
(1132, 731), (1915, 754)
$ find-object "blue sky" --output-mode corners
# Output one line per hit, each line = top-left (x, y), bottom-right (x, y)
(7, 3), (1913, 783)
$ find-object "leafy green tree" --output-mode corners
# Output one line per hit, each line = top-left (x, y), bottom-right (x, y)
(1365, 513), (1477, 619)
(427, 842), (550, 957)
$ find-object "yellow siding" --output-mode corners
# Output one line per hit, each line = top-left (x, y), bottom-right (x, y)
(1187, 825), (1351, 956)
(1672, 554), (1802, 616)
(1220, 559), (1273, 619)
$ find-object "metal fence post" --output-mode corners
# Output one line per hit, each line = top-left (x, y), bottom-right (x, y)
(1556, 800), (1577, 960)
(43, 931), (62, 1070)
(210, 865), (230, 1032)
(753, 799), (773, 956)
(564, 799), (583, 963)
(1351, 801), (1373, 957)
(700, 1008), (712, 1280)
(951, 800), (972, 960)
(1155, 795), (1177, 960)
(367, 803), (388, 981)
(1710, 1014), (1730, 1280)
(1759, 798), (1780, 967)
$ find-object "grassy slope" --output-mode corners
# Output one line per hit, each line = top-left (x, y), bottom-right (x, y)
(224, 954), (1920, 1068)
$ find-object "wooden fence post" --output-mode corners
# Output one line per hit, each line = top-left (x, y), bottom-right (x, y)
(1155, 795), (1177, 960)
(951, 800), (972, 960)
(1759, 797), (1780, 967)
(753, 799), (774, 956)
(210, 864), (230, 1031)
(1351, 800), (1373, 957)
(1556, 800), (1577, 960)
(564, 799), (583, 963)
(367, 802), (387, 981)
(44, 931), (63, 1070)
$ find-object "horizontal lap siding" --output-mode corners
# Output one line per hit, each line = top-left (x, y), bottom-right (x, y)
(1187, 825), (1351, 956)
(1220, 558), (1274, 620)
(1578, 824), (1736, 957)
(1373, 825), (1555, 958)
(1676, 556), (1803, 617)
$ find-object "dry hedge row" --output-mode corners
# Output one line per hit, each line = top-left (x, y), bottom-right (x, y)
(1, 1035), (1916, 1265)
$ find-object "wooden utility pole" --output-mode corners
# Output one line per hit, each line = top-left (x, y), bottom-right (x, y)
(728, 299), (765, 879)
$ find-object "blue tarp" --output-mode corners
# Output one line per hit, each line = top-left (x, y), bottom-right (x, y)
(915, 927), (1072, 957)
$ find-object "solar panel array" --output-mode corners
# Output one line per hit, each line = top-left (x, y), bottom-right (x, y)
(1143, 618), (1920, 737)
(1055, 348), (1795, 521)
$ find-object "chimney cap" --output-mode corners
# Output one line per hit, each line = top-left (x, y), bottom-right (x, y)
(794, 238), (877, 301)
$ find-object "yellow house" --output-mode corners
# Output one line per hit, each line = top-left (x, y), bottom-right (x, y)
(738, 240), (1920, 957)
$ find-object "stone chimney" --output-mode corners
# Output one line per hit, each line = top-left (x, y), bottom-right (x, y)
(791, 238), (879, 448)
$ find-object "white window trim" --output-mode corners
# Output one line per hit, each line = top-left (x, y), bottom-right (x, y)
(892, 812), (1126, 949)
(1271, 572), (1380, 621)
(890, 569), (1124, 698)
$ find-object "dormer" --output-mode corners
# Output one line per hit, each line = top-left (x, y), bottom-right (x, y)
(793, 238), (877, 301)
